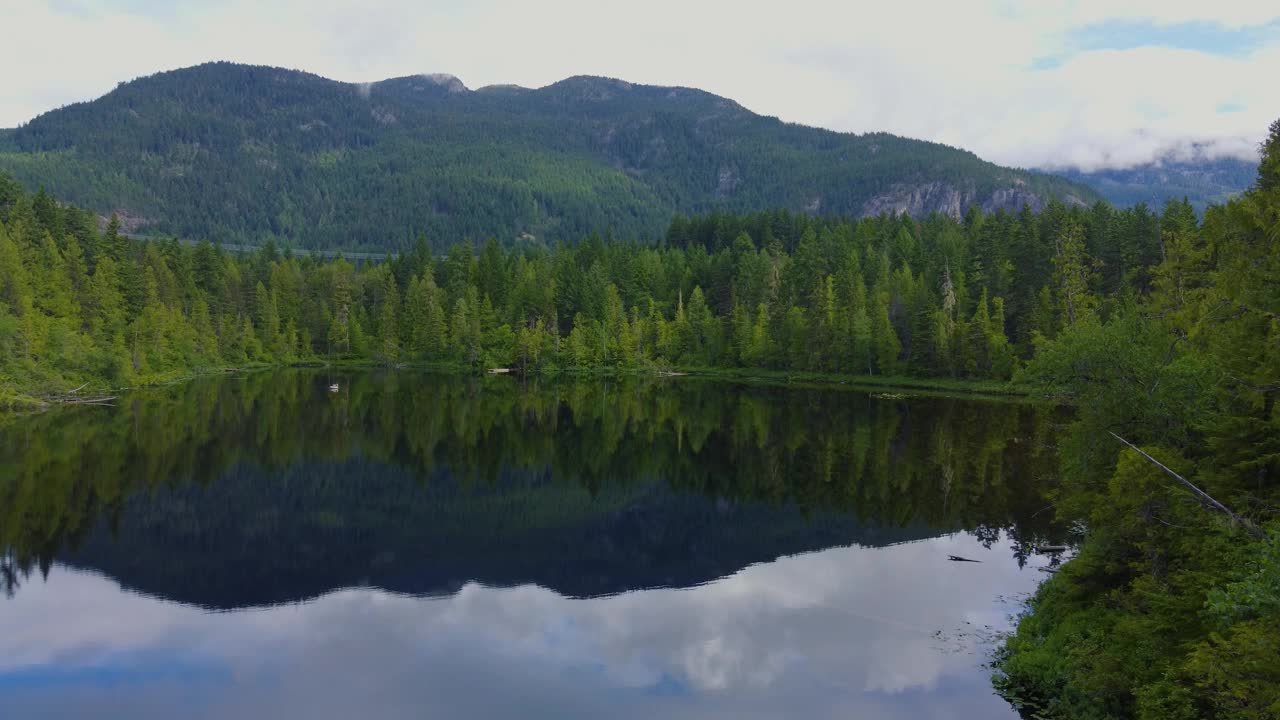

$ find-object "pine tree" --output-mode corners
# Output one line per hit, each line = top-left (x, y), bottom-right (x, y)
(35, 234), (78, 320)
(989, 297), (1014, 379)
(932, 263), (958, 376)
(190, 297), (219, 361)
(782, 305), (808, 369)
(241, 316), (261, 361)
(449, 295), (476, 365)
(1052, 219), (1098, 328)
(103, 213), (125, 262)
(377, 272), (400, 362)
(1150, 200), (1210, 330)
(1256, 117), (1280, 192)
(86, 256), (126, 343)
(664, 289), (690, 361)
(254, 281), (281, 358)
(62, 234), (90, 323)
(852, 304), (872, 375)
(685, 286), (714, 364)
(871, 288), (900, 376)
(0, 224), (31, 316)
(969, 288), (992, 376)
(418, 274), (447, 358)
(327, 306), (350, 357)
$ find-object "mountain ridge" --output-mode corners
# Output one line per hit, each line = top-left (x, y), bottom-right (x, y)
(1035, 150), (1258, 214)
(0, 61), (1100, 250)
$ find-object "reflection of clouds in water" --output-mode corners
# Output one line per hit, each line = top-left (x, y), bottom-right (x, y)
(0, 534), (1045, 719)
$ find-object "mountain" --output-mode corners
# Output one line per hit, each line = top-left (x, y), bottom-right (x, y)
(62, 460), (924, 609)
(0, 62), (1099, 251)
(1038, 152), (1258, 215)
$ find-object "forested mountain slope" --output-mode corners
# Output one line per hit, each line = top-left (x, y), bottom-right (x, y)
(1040, 152), (1257, 215)
(0, 62), (1097, 250)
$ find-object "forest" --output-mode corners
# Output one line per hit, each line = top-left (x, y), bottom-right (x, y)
(0, 62), (1096, 250)
(0, 164), (1165, 406)
(994, 121), (1280, 719)
(0, 115), (1278, 719)
(1, 370), (1057, 605)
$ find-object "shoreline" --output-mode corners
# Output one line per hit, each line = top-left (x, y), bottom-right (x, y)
(3, 361), (1040, 415)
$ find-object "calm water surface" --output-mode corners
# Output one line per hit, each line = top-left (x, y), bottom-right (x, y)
(0, 371), (1063, 719)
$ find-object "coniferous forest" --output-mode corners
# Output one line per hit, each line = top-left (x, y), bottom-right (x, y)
(1, 108), (1279, 719)
(994, 121), (1280, 719)
(0, 165), (1169, 404)
(0, 62), (1098, 250)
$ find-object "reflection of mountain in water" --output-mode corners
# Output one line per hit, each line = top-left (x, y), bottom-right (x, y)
(2, 370), (1063, 606)
(63, 460), (934, 609)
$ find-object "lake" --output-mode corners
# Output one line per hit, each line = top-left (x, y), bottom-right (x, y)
(0, 370), (1064, 719)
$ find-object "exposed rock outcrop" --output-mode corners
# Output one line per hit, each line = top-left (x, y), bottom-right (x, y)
(420, 73), (469, 94)
(860, 181), (1086, 218)
(860, 181), (970, 218)
(716, 166), (741, 198)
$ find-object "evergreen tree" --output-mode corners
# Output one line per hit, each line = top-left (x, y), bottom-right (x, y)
(1051, 219), (1097, 327)
(871, 286), (900, 375)
(377, 272), (400, 362)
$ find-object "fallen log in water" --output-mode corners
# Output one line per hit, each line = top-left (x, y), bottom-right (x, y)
(40, 383), (117, 406)
(59, 396), (117, 405)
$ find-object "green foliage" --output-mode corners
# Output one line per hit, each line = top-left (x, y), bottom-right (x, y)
(0, 368), (1065, 601)
(0, 168), (1189, 402)
(7, 107), (1278, 716)
(995, 117), (1280, 720)
(0, 62), (1098, 252)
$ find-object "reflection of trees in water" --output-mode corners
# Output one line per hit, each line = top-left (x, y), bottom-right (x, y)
(0, 371), (1063, 597)
(56, 458), (937, 608)
(1, 547), (17, 598)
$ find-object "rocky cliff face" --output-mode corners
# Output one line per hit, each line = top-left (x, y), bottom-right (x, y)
(860, 180), (1086, 218)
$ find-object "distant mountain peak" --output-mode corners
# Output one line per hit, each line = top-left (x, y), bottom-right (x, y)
(419, 73), (468, 93)
(476, 83), (531, 93)
(1035, 151), (1258, 214)
(371, 72), (470, 97)
(546, 75), (636, 100)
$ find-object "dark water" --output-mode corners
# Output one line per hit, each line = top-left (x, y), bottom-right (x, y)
(0, 371), (1063, 719)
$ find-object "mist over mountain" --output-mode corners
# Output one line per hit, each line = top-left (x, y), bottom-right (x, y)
(0, 62), (1098, 251)
(1038, 149), (1258, 214)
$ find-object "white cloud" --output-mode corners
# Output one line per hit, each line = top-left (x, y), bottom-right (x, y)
(0, 534), (1049, 719)
(2, 0), (1277, 169)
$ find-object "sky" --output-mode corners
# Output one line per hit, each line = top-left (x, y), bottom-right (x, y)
(3, 535), (1046, 718)
(4, 0), (1278, 170)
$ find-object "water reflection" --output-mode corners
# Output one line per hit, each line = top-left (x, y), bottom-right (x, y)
(4, 535), (1047, 719)
(0, 371), (1063, 718)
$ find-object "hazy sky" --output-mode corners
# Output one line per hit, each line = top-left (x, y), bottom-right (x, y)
(6, 0), (1278, 170)
(5, 535), (1045, 718)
